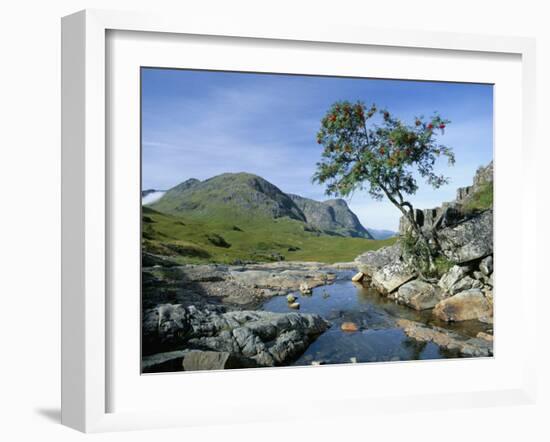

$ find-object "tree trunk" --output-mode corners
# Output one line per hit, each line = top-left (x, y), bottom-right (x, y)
(404, 208), (435, 270)
(378, 183), (436, 271)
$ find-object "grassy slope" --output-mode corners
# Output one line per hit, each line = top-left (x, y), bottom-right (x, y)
(463, 182), (493, 213)
(142, 206), (396, 265)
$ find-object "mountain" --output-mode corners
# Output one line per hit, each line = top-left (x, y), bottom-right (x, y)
(150, 172), (371, 238)
(367, 228), (397, 240)
(288, 194), (373, 239)
(151, 173), (306, 221)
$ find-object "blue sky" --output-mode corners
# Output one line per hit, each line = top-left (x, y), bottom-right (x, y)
(142, 68), (493, 230)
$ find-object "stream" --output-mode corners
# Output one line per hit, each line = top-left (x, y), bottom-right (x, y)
(261, 271), (490, 366)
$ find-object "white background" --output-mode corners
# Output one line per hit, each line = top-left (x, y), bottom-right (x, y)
(109, 29), (524, 415)
(0, 1), (548, 441)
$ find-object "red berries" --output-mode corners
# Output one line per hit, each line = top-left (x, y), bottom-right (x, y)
(439, 123), (446, 129)
(329, 114), (336, 122)
(427, 123), (434, 130)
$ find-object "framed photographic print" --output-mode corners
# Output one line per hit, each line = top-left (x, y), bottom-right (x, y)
(61, 9), (537, 432)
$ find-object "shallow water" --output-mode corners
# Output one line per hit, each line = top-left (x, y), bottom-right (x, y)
(261, 272), (490, 366)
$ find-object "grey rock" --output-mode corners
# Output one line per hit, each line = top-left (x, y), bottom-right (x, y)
(399, 202), (467, 235)
(456, 162), (493, 202)
(448, 276), (483, 295)
(229, 267), (335, 294)
(438, 265), (471, 293)
(394, 279), (444, 310)
(354, 243), (402, 277)
(438, 210), (493, 263)
(473, 271), (485, 281)
(371, 261), (416, 294)
(480, 255), (493, 275)
(143, 304), (330, 367)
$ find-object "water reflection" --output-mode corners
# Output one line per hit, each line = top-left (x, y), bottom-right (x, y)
(261, 275), (489, 366)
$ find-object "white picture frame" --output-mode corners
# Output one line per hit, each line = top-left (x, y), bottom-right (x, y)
(61, 9), (538, 433)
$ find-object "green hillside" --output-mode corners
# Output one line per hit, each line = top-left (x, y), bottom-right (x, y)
(150, 172), (306, 222)
(142, 206), (396, 265)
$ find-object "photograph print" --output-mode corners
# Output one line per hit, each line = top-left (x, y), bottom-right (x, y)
(141, 68), (494, 373)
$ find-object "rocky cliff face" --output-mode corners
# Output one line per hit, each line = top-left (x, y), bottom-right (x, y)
(399, 162), (493, 236)
(289, 194), (373, 238)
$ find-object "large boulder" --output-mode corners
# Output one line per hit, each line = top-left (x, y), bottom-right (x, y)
(354, 243), (402, 277)
(370, 261), (416, 294)
(393, 279), (444, 310)
(438, 210), (493, 264)
(143, 304), (330, 368)
(433, 289), (493, 322)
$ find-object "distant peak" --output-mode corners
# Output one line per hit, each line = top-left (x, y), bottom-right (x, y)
(170, 178), (201, 192)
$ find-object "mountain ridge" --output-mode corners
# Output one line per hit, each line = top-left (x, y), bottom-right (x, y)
(149, 172), (372, 239)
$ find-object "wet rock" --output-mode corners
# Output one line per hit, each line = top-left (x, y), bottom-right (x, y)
(438, 210), (493, 264)
(352, 272), (365, 282)
(433, 289), (493, 322)
(299, 282), (312, 294)
(394, 279), (444, 310)
(480, 255), (493, 275)
(288, 302), (301, 309)
(397, 319), (493, 357)
(341, 322), (359, 332)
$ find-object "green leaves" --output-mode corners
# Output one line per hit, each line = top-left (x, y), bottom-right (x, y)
(313, 100), (454, 204)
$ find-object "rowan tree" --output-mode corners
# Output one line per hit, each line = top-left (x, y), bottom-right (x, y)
(313, 100), (454, 267)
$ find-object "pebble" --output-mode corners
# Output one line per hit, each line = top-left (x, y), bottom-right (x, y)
(341, 322), (359, 332)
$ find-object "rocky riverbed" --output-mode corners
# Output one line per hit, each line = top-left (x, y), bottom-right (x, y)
(142, 255), (493, 372)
